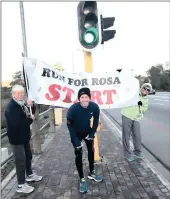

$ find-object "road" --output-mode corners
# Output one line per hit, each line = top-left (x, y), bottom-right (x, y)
(105, 92), (170, 170)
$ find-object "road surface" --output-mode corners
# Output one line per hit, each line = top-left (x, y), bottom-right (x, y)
(105, 92), (170, 169)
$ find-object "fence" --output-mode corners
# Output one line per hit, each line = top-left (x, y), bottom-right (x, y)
(1, 106), (55, 168)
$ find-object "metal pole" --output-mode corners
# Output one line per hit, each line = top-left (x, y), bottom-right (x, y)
(19, 2), (28, 57)
(19, 2), (32, 113)
(49, 107), (55, 133)
(19, 2), (41, 154)
(84, 51), (102, 162)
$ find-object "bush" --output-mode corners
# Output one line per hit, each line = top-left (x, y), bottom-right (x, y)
(1, 99), (10, 129)
(1, 87), (11, 99)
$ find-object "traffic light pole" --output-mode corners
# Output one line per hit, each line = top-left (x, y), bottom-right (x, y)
(84, 51), (101, 162)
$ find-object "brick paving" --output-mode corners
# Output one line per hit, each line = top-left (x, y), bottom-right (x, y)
(1, 115), (170, 199)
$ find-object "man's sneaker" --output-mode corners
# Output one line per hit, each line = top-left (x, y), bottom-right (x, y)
(88, 170), (103, 182)
(134, 153), (145, 160)
(26, 173), (43, 182)
(125, 156), (135, 162)
(79, 178), (88, 193)
(16, 183), (34, 194)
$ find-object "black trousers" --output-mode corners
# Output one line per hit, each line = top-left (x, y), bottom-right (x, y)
(73, 134), (94, 179)
(11, 142), (33, 185)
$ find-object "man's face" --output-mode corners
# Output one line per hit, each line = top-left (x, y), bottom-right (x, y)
(80, 94), (90, 107)
(141, 87), (150, 96)
(12, 90), (25, 101)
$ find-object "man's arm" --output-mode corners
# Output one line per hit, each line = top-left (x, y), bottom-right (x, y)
(5, 108), (33, 127)
(66, 107), (81, 148)
(89, 104), (100, 139)
(26, 100), (36, 115)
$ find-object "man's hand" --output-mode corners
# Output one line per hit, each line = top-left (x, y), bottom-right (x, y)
(138, 101), (143, 106)
(76, 145), (82, 149)
(26, 99), (33, 106)
(76, 142), (83, 150)
(30, 115), (35, 120)
(85, 134), (94, 141)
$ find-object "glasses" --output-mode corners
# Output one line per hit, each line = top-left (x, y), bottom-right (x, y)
(143, 87), (150, 92)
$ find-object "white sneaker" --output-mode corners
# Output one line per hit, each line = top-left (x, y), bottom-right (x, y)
(16, 183), (34, 194)
(26, 173), (43, 182)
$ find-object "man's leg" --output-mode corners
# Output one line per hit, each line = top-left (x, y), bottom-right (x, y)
(11, 145), (26, 185)
(71, 136), (84, 179)
(25, 142), (43, 182)
(85, 138), (103, 182)
(132, 121), (143, 158)
(24, 142), (33, 176)
(74, 147), (84, 179)
(84, 139), (94, 173)
(74, 146), (88, 193)
(122, 115), (134, 160)
(11, 145), (35, 193)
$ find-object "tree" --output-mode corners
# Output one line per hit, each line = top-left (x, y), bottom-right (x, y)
(10, 71), (25, 87)
(1, 86), (11, 99)
(164, 61), (170, 71)
(160, 73), (170, 91)
(147, 65), (162, 89)
(135, 75), (146, 86)
(156, 64), (164, 74)
(143, 77), (150, 83)
(147, 63), (170, 91)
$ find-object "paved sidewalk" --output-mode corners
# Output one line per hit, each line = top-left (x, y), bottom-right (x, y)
(2, 114), (170, 199)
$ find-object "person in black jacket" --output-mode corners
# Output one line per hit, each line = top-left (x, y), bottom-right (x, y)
(67, 87), (103, 194)
(5, 85), (42, 194)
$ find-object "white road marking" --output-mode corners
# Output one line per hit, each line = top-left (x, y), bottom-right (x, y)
(149, 96), (169, 100)
(154, 99), (169, 102)
(156, 93), (170, 95)
(154, 103), (164, 106)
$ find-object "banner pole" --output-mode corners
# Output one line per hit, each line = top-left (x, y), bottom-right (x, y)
(84, 51), (101, 162)
(19, 1), (41, 154)
(19, 1), (32, 115)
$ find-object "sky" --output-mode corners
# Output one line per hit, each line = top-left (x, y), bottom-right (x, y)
(2, 2), (170, 81)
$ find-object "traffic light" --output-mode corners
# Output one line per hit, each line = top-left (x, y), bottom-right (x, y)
(77, 1), (100, 50)
(100, 15), (116, 44)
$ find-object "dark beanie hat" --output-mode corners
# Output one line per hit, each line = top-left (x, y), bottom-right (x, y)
(78, 87), (91, 100)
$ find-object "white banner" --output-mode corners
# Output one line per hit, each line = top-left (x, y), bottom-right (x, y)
(23, 57), (140, 109)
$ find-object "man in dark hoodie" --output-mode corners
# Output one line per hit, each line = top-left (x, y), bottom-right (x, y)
(67, 87), (103, 193)
(5, 85), (42, 194)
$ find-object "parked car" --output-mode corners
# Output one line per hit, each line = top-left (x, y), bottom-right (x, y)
(149, 89), (156, 95)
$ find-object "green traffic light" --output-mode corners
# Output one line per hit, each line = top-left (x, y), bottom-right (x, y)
(83, 27), (99, 45)
(77, 1), (99, 49)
